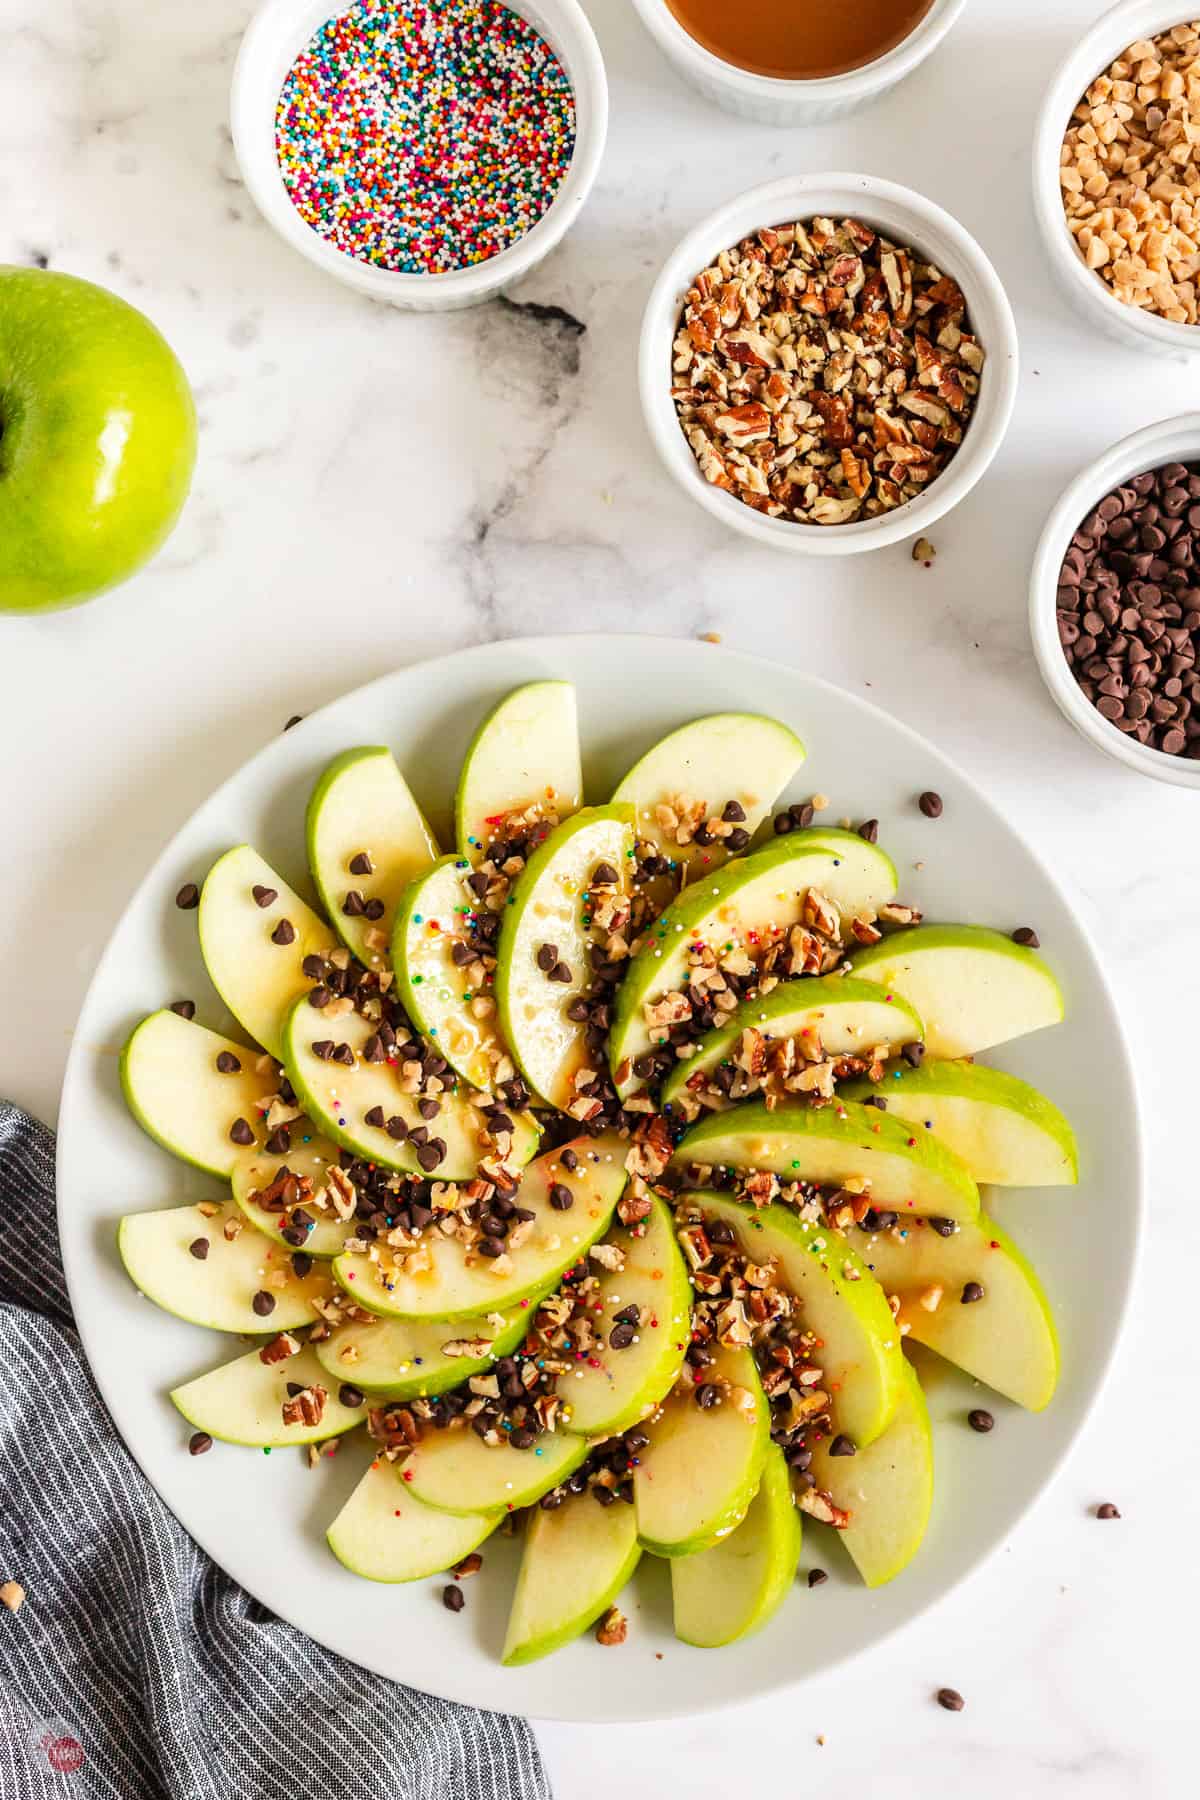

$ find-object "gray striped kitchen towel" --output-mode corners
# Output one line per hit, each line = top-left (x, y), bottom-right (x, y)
(0, 1102), (550, 1800)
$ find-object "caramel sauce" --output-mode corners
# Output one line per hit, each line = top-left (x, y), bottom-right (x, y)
(664, 0), (935, 80)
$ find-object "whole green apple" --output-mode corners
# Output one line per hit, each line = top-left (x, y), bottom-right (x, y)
(0, 267), (197, 613)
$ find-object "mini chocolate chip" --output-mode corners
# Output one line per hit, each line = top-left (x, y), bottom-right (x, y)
(536, 943), (558, 972)
(175, 883), (200, 910)
(363, 898), (386, 921)
(266, 1127), (291, 1156)
(418, 1097), (441, 1120)
(863, 1094), (887, 1110)
(902, 1041), (926, 1068)
(450, 941), (474, 966)
(695, 1383), (720, 1409)
(828, 1434), (856, 1457)
(252, 884), (277, 909)
(286, 1382), (305, 1398)
(348, 852), (373, 876)
(1096, 1502), (1121, 1519)
(725, 827), (751, 852)
(284, 715), (303, 730)
(721, 801), (746, 822)
(170, 1000), (196, 1020)
(332, 1043), (355, 1066)
(311, 1039), (335, 1060)
(291, 1251), (313, 1277)
(936, 1688), (965, 1713)
(362, 1034), (385, 1063)
(188, 1432), (213, 1456)
(961, 1281), (985, 1304)
(857, 819), (879, 843)
(918, 790), (943, 818)
(807, 1568), (828, 1588)
(339, 1384), (365, 1409)
(271, 919), (296, 945)
(229, 1118), (254, 1146)
(1012, 926), (1040, 948)
(609, 1322), (636, 1349)
(548, 961), (573, 984)
(592, 861), (620, 884)
(561, 1148), (579, 1172)
(251, 1290), (275, 1317)
(968, 1409), (994, 1433)
(281, 1225), (308, 1247)
(215, 1050), (242, 1073)
(930, 1217), (957, 1238)
(417, 1143), (444, 1172)
(549, 1183), (574, 1211)
(188, 1238), (209, 1260)
(364, 1105), (385, 1128)
(308, 986), (331, 1009)
(386, 1116), (408, 1140)
(302, 954), (328, 979)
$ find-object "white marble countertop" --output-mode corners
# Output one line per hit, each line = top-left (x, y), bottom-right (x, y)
(1, 0), (1195, 1792)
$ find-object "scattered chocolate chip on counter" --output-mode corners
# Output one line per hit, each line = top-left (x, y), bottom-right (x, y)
(807, 1568), (828, 1589)
(284, 714), (304, 730)
(918, 789), (943, 818)
(175, 882), (200, 910)
(1057, 461), (1200, 757)
(170, 999), (196, 1020)
(672, 217), (984, 527)
(968, 1408), (995, 1434)
(442, 1583), (465, 1613)
(1096, 1501), (1122, 1519)
(1012, 926), (1040, 948)
(188, 1433), (213, 1456)
(936, 1687), (965, 1713)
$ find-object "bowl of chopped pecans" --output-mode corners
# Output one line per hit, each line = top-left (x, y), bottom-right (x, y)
(1030, 412), (1200, 786)
(639, 173), (1018, 555)
(1033, 3), (1200, 356)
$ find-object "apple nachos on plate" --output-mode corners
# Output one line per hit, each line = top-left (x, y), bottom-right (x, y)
(118, 680), (1072, 1662)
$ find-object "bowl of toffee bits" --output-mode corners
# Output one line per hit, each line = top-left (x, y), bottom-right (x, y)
(1031, 412), (1200, 786)
(639, 173), (1018, 555)
(1035, 4), (1200, 357)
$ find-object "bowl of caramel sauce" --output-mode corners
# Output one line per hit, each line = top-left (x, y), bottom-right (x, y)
(629, 0), (966, 123)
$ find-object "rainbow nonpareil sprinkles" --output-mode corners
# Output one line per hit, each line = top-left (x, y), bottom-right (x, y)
(275, 0), (577, 276)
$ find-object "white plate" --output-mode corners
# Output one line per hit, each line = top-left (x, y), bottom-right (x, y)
(57, 635), (1143, 1723)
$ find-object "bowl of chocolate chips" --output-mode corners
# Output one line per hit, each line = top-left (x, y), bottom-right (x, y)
(1031, 412), (1200, 787)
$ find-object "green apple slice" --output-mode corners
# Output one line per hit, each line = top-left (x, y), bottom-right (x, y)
(392, 853), (511, 1092)
(634, 1345), (768, 1557)
(170, 1345), (367, 1447)
(673, 1100), (980, 1224)
(495, 805), (636, 1110)
(689, 1191), (903, 1448)
(230, 1129), (357, 1256)
(502, 1490), (641, 1665)
(455, 680), (583, 863)
(841, 1060), (1077, 1187)
(807, 1358), (933, 1587)
(612, 712), (806, 878)
(315, 1302), (540, 1398)
(853, 1213), (1059, 1410)
(669, 1446), (801, 1647)
(199, 845), (336, 1059)
(404, 1425), (589, 1515)
(559, 1196), (692, 1437)
(609, 836), (898, 1094)
(117, 1200), (331, 1332)
(121, 1009), (279, 1177)
(306, 747), (438, 969)
(327, 1458), (498, 1582)
(282, 999), (539, 1180)
(333, 1134), (628, 1321)
(850, 924), (1065, 1059)
(660, 976), (923, 1113)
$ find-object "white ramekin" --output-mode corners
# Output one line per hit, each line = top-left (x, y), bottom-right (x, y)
(1029, 413), (1200, 788)
(231, 0), (607, 312)
(627, 0), (966, 126)
(1033, 0), (1200, 359)
(639, 173), (1019, 558)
